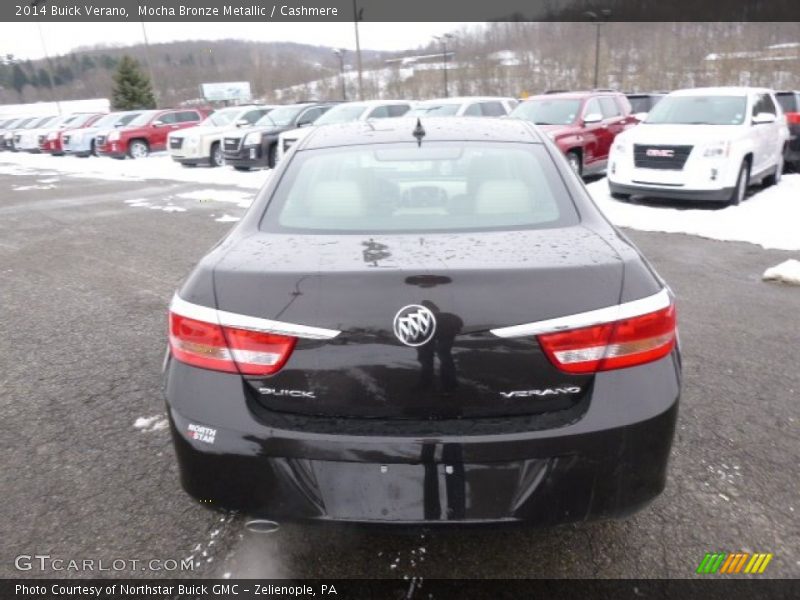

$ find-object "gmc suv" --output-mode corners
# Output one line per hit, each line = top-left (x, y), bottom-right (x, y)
(510, 91), (638, 176)
(608, 87), (789, 205)
(96, 108), (210, 159)
(776, 91), (800, 170)
(222, 102), (338, 170)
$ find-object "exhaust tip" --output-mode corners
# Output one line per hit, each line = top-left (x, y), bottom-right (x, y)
(244, 519), (280, 534)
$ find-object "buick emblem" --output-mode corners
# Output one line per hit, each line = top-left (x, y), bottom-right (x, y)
(393, 304), (437, 347)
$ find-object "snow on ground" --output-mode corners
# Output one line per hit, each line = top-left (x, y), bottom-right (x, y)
(0, 151), (270, 190)
(177, 189), (254, 208)
(763, 259), (800, 285)
(586, 174), (800, 251)
(133, 415), (169, 432)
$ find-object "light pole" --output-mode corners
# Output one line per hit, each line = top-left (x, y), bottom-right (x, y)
(352, 0), (364, 100)
(585, 8), (611, 89)
(333, 49), (347, 101)
(433, 33), (455, 98)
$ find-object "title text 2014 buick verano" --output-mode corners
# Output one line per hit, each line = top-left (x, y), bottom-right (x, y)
(164, 118), (681, 526)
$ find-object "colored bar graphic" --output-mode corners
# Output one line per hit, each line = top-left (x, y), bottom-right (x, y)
(699, 552), (774, 574)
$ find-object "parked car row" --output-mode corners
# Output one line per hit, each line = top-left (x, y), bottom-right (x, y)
(2, 87), (793, 206)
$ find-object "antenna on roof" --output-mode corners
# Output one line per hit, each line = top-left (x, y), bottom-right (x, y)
(413, 118), (425, 147)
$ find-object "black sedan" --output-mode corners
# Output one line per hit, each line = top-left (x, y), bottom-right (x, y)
(165, 117), (681, 526)
(222, 102), (337, 170)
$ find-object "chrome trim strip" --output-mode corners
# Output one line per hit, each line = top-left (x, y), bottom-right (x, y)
(169, 294), (341, 340)
(490, 288), (671, 339)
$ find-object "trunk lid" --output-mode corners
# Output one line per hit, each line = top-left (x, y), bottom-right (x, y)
(213, 226), (624, 419)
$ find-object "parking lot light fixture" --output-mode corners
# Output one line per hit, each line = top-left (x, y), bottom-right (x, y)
(333, 49), (347, 101)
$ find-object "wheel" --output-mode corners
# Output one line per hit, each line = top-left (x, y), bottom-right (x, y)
(566, 151), (582, 177)
(210, 142), (224, 168)
(234, 166), (251, 172)
(762, 153), (783, 187)
(268, 144), (277, 169)
(729, 161), (749, 206)
(128, 140), (149, 159)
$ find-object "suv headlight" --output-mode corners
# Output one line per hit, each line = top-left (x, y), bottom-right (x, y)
(243, 132), (262, 146)
(184, 136), (199, 149)
(108, 130), (120, 141)
(613, 140), (628, 154)
(702, 141), (730, 158)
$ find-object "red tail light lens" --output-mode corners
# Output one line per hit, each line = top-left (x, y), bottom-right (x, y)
(169, 312), (296, 376)
(786, 112), (800, 125)
(538, 303), (676, 374)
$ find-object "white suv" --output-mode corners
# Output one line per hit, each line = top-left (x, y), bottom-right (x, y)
(276, 100), (413, 163)
(168, 105), (275, 168)
(608, 87), (789, 205)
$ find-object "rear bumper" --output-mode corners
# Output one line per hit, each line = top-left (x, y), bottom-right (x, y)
(165, 353), (681, 526)
(609, 181), (734, 202)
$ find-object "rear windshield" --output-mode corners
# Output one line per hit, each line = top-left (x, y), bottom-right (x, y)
(510, 99), (582, 125)
(645, 95), (747, 125)
(260, 142), (578, 234)
(775, 93), (798, 113)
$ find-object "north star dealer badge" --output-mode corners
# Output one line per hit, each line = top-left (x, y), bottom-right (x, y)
(187, 424), (216, 444)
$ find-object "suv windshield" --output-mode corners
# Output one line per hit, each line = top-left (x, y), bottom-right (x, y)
(408, 104), (461, 117)
(257, 105), (306, 127)
(510, 99), (582, 125)
(261, 142), (577, 234)
(314, 104), (368, 125)
(645, 95), (747, 125)
(29, 116), (56, 129)
(125, 110), (159, 128)
(204, 107), (245, 127)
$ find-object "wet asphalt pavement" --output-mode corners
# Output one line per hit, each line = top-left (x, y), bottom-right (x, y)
(0, 165), (798, 580)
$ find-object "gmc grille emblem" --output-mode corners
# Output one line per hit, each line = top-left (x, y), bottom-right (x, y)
(646, 148), (675, 158)
(393, 304), (437, 347)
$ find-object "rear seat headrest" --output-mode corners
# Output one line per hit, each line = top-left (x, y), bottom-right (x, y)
(307, 181), (365, 218)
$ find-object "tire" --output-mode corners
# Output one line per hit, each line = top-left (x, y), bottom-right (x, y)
(268, 144), (277, 169)
(90, 140), (96, 157)
(729, 161), (749, 206)
(210, 142), (224, 168)
(566, 151), (582, 177)
(234, 166), (251, 172)
(128, 139), (149, 159)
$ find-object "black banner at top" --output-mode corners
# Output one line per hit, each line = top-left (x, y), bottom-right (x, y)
(4, 0), (800, 22)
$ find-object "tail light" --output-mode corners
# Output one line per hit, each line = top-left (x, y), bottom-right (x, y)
(169, 312), (296, 376)
(786, 112), (800, 125)
(538, 303), (676, 374)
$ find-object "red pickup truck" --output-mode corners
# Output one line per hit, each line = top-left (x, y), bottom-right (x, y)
(95, 108), (210, 159)
(509, 91), (638, 176)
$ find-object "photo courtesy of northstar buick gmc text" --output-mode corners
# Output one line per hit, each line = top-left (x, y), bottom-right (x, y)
(165, 117), (681, 525)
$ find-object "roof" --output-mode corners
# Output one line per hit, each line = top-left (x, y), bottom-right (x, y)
(669, 87), (773, 96)
(529, 91), (622, 100)
(300, 117), (542, 150)
(415, 96), (516, 104)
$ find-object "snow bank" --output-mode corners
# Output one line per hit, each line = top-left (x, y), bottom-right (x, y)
(0, 151), (269, 190)
(762, 259), (800, 285)
(586, 175), (800, 251)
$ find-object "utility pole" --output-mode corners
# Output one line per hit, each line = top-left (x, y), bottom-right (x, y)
(137, 1), (159, 107)
(433, 33), (455, 98)
(333, 49), (347, 100)
(35, 21), (61, 115)
(585, 9), (612, 89)
(352, 0), (364, 100)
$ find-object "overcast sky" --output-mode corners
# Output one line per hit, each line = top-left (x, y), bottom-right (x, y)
(0, 22), (475, 60)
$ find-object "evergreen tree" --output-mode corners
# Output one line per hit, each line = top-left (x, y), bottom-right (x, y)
(11, 64), (28, 98)
(111, 55), (156, 110)
(36, 68), (51, 88)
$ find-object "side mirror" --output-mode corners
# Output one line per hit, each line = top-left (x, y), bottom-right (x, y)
(583, 113), (603, 124)
(235, 119), (249, 128)
(633, 112), (648, 121)
(297, 120), (313, 128)
(752, 112), (776, 125)
(152, 120), (164, 128)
